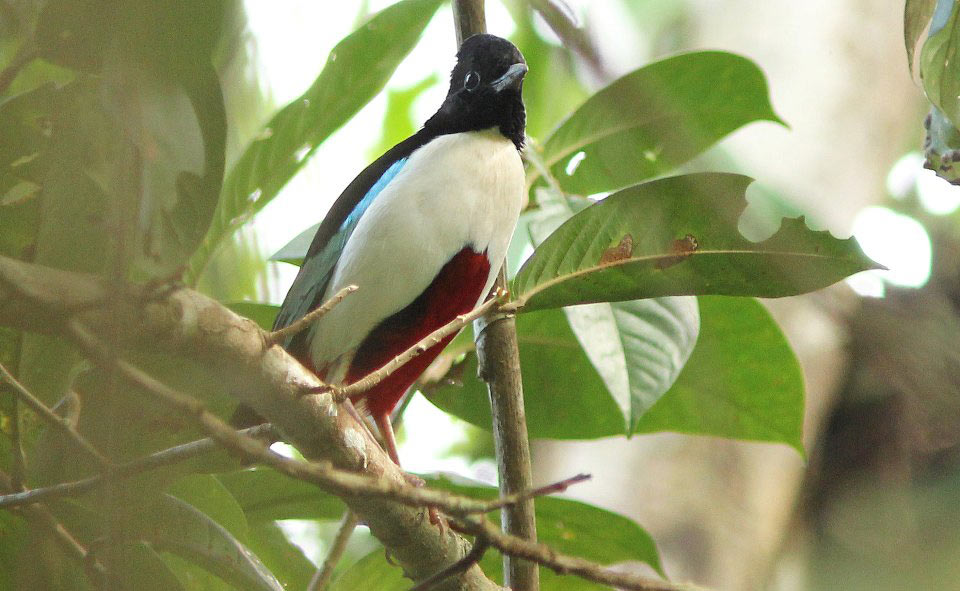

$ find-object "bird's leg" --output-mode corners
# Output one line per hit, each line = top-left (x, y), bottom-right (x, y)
(373, 412), (444, 528)
(374, 411), (403, 466)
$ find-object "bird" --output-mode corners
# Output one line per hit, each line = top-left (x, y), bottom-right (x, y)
(270, 34), (527, 471)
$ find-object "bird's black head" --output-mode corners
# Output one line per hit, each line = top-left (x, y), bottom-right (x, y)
(424, 34), (527, 150)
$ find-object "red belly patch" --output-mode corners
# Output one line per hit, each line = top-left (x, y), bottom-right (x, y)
(346, 247), (492, 418)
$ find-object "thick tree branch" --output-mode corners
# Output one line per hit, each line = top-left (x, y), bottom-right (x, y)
(0, 254), (499, 591)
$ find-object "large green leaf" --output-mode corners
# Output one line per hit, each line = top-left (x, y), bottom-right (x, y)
(168, 474), (250, 543)
(635, 296), (804, 452)
(140, 494), (284, 591)
(531, 51), (783, 195)
(425, 297), (803, 449)
(564, 299), (699, 434)
(512, 173), (878, 313)
(243, 522), (317, 591)
(527, 189), (701, 432)
(217, 467), (347, 523)
(187, 0), (443, 283)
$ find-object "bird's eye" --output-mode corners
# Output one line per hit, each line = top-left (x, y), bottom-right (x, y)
(464, 71), (481, 91)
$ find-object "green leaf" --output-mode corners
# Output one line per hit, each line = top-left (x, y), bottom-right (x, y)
(527, 188), (701, 432)
(426, 297), (804, 449)
(905, 0), (937, 74)
(635, 296), (804, 452)
(329, 550), (408, 591)
(920, 0), (960, 128)
(187, 0), (443, 283)
(226, 302), (280, 331)
(533, 51), (783, 195)
(243, 522), (317, 591)
(564, 299), (699, 434)
(168, 474), (249, 543)
(100, 543), (188, 591)
(512, 173), (878, 313)
(141, 494), (285, 591)
(269, 222), (319, 266)
(217, 468), (347, 522)
(423, 309), (626, 440)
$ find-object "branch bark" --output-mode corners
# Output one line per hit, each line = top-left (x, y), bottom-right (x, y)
(0, 254), (500, 591)
(450, 2), (540, 589)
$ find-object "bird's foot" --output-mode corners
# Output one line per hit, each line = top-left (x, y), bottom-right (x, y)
(402, 471), (426, 488)
(399, 472), (447, 533)
(428, 506), (448, 534)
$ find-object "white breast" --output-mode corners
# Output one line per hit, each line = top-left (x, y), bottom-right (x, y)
(308, 129), (525, 369)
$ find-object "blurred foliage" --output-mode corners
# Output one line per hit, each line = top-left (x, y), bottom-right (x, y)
(0, 0), (883, 589)
(910, 0), (960, 183)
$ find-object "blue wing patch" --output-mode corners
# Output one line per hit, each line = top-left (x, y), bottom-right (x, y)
(272, 157), (408, 348)
(340, 157), (407, 231)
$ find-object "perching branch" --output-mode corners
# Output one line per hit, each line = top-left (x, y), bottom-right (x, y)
(267, 284), (357, 346)
(0, 469), (107, 587)
(0, 424), (274, 510)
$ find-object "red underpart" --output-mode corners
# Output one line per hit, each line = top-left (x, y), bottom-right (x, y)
(345, 247), (492, 419)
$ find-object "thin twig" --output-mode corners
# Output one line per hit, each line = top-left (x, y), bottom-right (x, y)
(308, 510), (360, 591)
(409, 539), (490, 591)
(0, 469), (107, 586)
(268, 285), (358, 346)
(0, 361), (112, 468)
(528, 0), (609, 80)
(328, 293), (504, 402)
(0, 424), (274, 509)
(485, 473), (590, 511)
(459, 514), (697, 591)
(4, 388), (26, 491)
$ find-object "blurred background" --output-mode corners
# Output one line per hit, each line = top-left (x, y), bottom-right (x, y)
(141, 1), (953, 589)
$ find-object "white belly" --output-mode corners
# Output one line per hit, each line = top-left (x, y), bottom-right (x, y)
(308, 129), (525, 368)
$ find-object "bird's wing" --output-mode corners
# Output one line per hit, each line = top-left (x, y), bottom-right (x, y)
(273, 131), (433, 357)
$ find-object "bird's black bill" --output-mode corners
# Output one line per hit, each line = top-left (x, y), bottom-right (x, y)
(491, 63), (528, 93)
